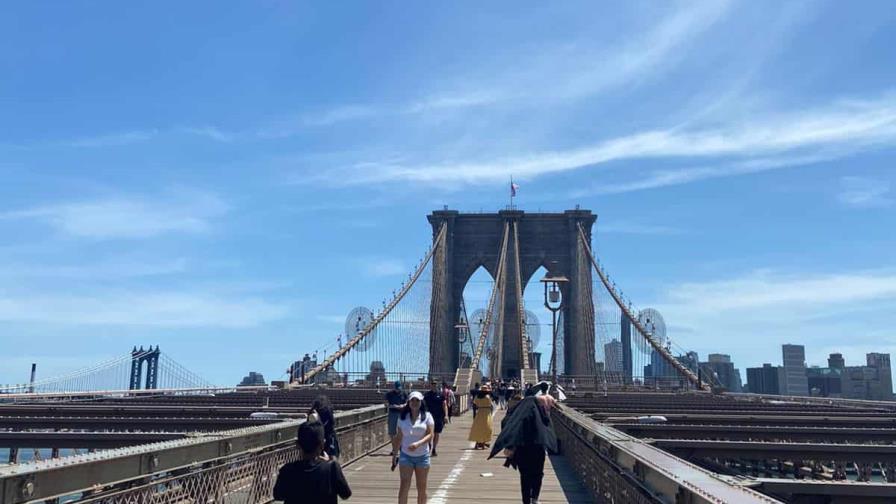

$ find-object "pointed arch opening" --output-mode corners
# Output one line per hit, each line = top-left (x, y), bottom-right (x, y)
(523, 265), (558, 375)
(462, 265), (494, 374)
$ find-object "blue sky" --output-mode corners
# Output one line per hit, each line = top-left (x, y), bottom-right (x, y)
(1, 1), (895, 386)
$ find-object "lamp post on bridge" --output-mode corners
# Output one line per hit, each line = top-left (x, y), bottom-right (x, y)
(541, 275), (568, 386)
(454, 322), (468, 374)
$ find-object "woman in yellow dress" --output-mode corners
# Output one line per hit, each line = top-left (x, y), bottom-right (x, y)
(468, 383), (494, 449)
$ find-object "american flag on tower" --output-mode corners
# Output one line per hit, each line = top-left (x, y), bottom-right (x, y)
(511, 181), (520, 197)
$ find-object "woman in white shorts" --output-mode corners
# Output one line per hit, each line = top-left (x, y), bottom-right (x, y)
(391, 390), (434, 504)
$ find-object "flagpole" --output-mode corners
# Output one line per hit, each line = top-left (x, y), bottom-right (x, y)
(510, 175), (514, 210)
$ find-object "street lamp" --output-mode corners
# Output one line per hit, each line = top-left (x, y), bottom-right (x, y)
(541, 274), (568, 385)
(454, 323), (468, 369)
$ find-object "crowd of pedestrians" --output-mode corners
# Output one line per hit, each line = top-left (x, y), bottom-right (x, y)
(273, 379), (560, 504)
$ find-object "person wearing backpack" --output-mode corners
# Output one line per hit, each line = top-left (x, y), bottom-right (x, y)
(273, 420), (352, 504)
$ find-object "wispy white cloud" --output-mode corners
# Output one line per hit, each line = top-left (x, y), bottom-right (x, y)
(599, 221), (686, 236)
(659, 269), (896, 314)
(0, 190), (228, 239)
(316, 92), (896, 188)
(0, 258), (189, 280)
(0, 291), (290, 328)
(301, 105), (381, 127)
(585, 152), (839, 195)
(316, 314), (348, 324)
(553, 0), (734, 100)
(63, 130), (158, 148)
(649, 268), (896, 371)
(361, 258), (407, 278)
(837, 176), (893, 208)
(179, 126), (237, 142)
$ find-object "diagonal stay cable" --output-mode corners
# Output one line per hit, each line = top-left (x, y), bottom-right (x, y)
(473, 222), (510, 370)
(577, 223), (710, 392)
(303, 223), (448, 384)
(512, 221), (532, 370)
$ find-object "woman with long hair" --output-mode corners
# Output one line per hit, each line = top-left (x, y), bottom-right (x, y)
(309, 395), (341, 461)
(391, 391), (434, 504)
(468, 383), (494, 449)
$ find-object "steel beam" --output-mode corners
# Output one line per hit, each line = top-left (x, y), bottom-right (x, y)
(613, 423), (896, 443)
(0, 432), (186, 449)
(553, 405), (781, 503)
(654, 439), (896, 463)
(754, 478), (896, 504)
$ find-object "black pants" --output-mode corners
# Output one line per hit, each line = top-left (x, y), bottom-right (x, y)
(515, 445), (546, 503)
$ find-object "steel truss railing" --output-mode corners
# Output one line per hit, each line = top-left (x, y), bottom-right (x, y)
(0, 405), (386, 504)
(302, 223), (448, 384)
(577, 224), (710, 392)
(472, 222), (510, 373)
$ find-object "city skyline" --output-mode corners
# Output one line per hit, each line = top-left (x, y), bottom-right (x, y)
(2, 2), (895, 386)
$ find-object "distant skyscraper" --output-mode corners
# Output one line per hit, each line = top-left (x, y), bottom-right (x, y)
(238, 371), (266, 387)
(782, 344), (809, 396)
(746, 364), (784, 395)
(866, 353), (893, 400)
(604, 339), (623, 374)
(828, 353), (845, 370)
(676, 351), (699, 374)
(702, 354), (743, 392)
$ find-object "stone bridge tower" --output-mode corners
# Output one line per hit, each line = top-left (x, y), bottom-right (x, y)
(428, 209), (597, 379)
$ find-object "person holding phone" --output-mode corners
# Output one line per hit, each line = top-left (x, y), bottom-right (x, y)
(391, 391), (434, 504)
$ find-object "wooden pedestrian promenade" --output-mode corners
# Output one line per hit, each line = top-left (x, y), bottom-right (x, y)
(343, 409), (593, 503)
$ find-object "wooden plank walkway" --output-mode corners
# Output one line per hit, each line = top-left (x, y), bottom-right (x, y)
(343, 409), (593, 503)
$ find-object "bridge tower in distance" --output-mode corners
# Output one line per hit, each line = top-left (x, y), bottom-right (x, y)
(129, 346), (161, 390)
(428, 208), (597, 379)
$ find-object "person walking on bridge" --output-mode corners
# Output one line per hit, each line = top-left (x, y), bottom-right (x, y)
(273, 420), (352, 504)
(489, 393), (558, 504)
(468, 383), (494, 449)
(384, 381), (407, 456)
(309, 396), (340, 462)
(392, 390), (434, 504)
(423, 380), (447, 456)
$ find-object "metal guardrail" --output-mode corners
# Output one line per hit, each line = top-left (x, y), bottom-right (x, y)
(552, 404), (782, 504)
(0, 405), (387, 504)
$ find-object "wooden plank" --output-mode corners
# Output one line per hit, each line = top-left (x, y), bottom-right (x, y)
(343, 408), (593, 503)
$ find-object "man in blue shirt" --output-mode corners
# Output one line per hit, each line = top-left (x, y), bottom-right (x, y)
(423, 380), (447, 456)
(384, 381), (407, 456)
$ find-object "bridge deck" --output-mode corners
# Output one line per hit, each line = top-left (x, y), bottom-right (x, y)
(343, 409), (593, 503)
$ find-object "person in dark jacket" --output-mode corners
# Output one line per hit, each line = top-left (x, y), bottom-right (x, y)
(310, 395), (340, 461)
(489, 396), (558, 504)
(273, 420), (352, 504)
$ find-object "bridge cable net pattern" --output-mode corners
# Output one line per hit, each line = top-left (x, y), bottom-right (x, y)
(0, 349), (213, 395)
(302, 224), (449, 385)
(577, 224), (712, 392)
(471, 222), (510, 376)
(511, 221), (533, 371)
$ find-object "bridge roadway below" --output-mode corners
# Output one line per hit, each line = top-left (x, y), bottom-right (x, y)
(340, 409), (593, 503)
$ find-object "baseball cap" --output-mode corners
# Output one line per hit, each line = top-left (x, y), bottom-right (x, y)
(408, 391), (424, 401)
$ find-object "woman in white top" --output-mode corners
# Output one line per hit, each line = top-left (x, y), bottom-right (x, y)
(390, 390), (434, 504)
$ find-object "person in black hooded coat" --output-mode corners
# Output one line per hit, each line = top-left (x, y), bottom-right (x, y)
(488, 396), (558, 504)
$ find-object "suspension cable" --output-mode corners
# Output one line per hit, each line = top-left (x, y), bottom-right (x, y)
(512, 221), (531, 370)
(472, 222), (510, 371)
(302, 223), (448, 384)
(576, 223), (710, 392)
